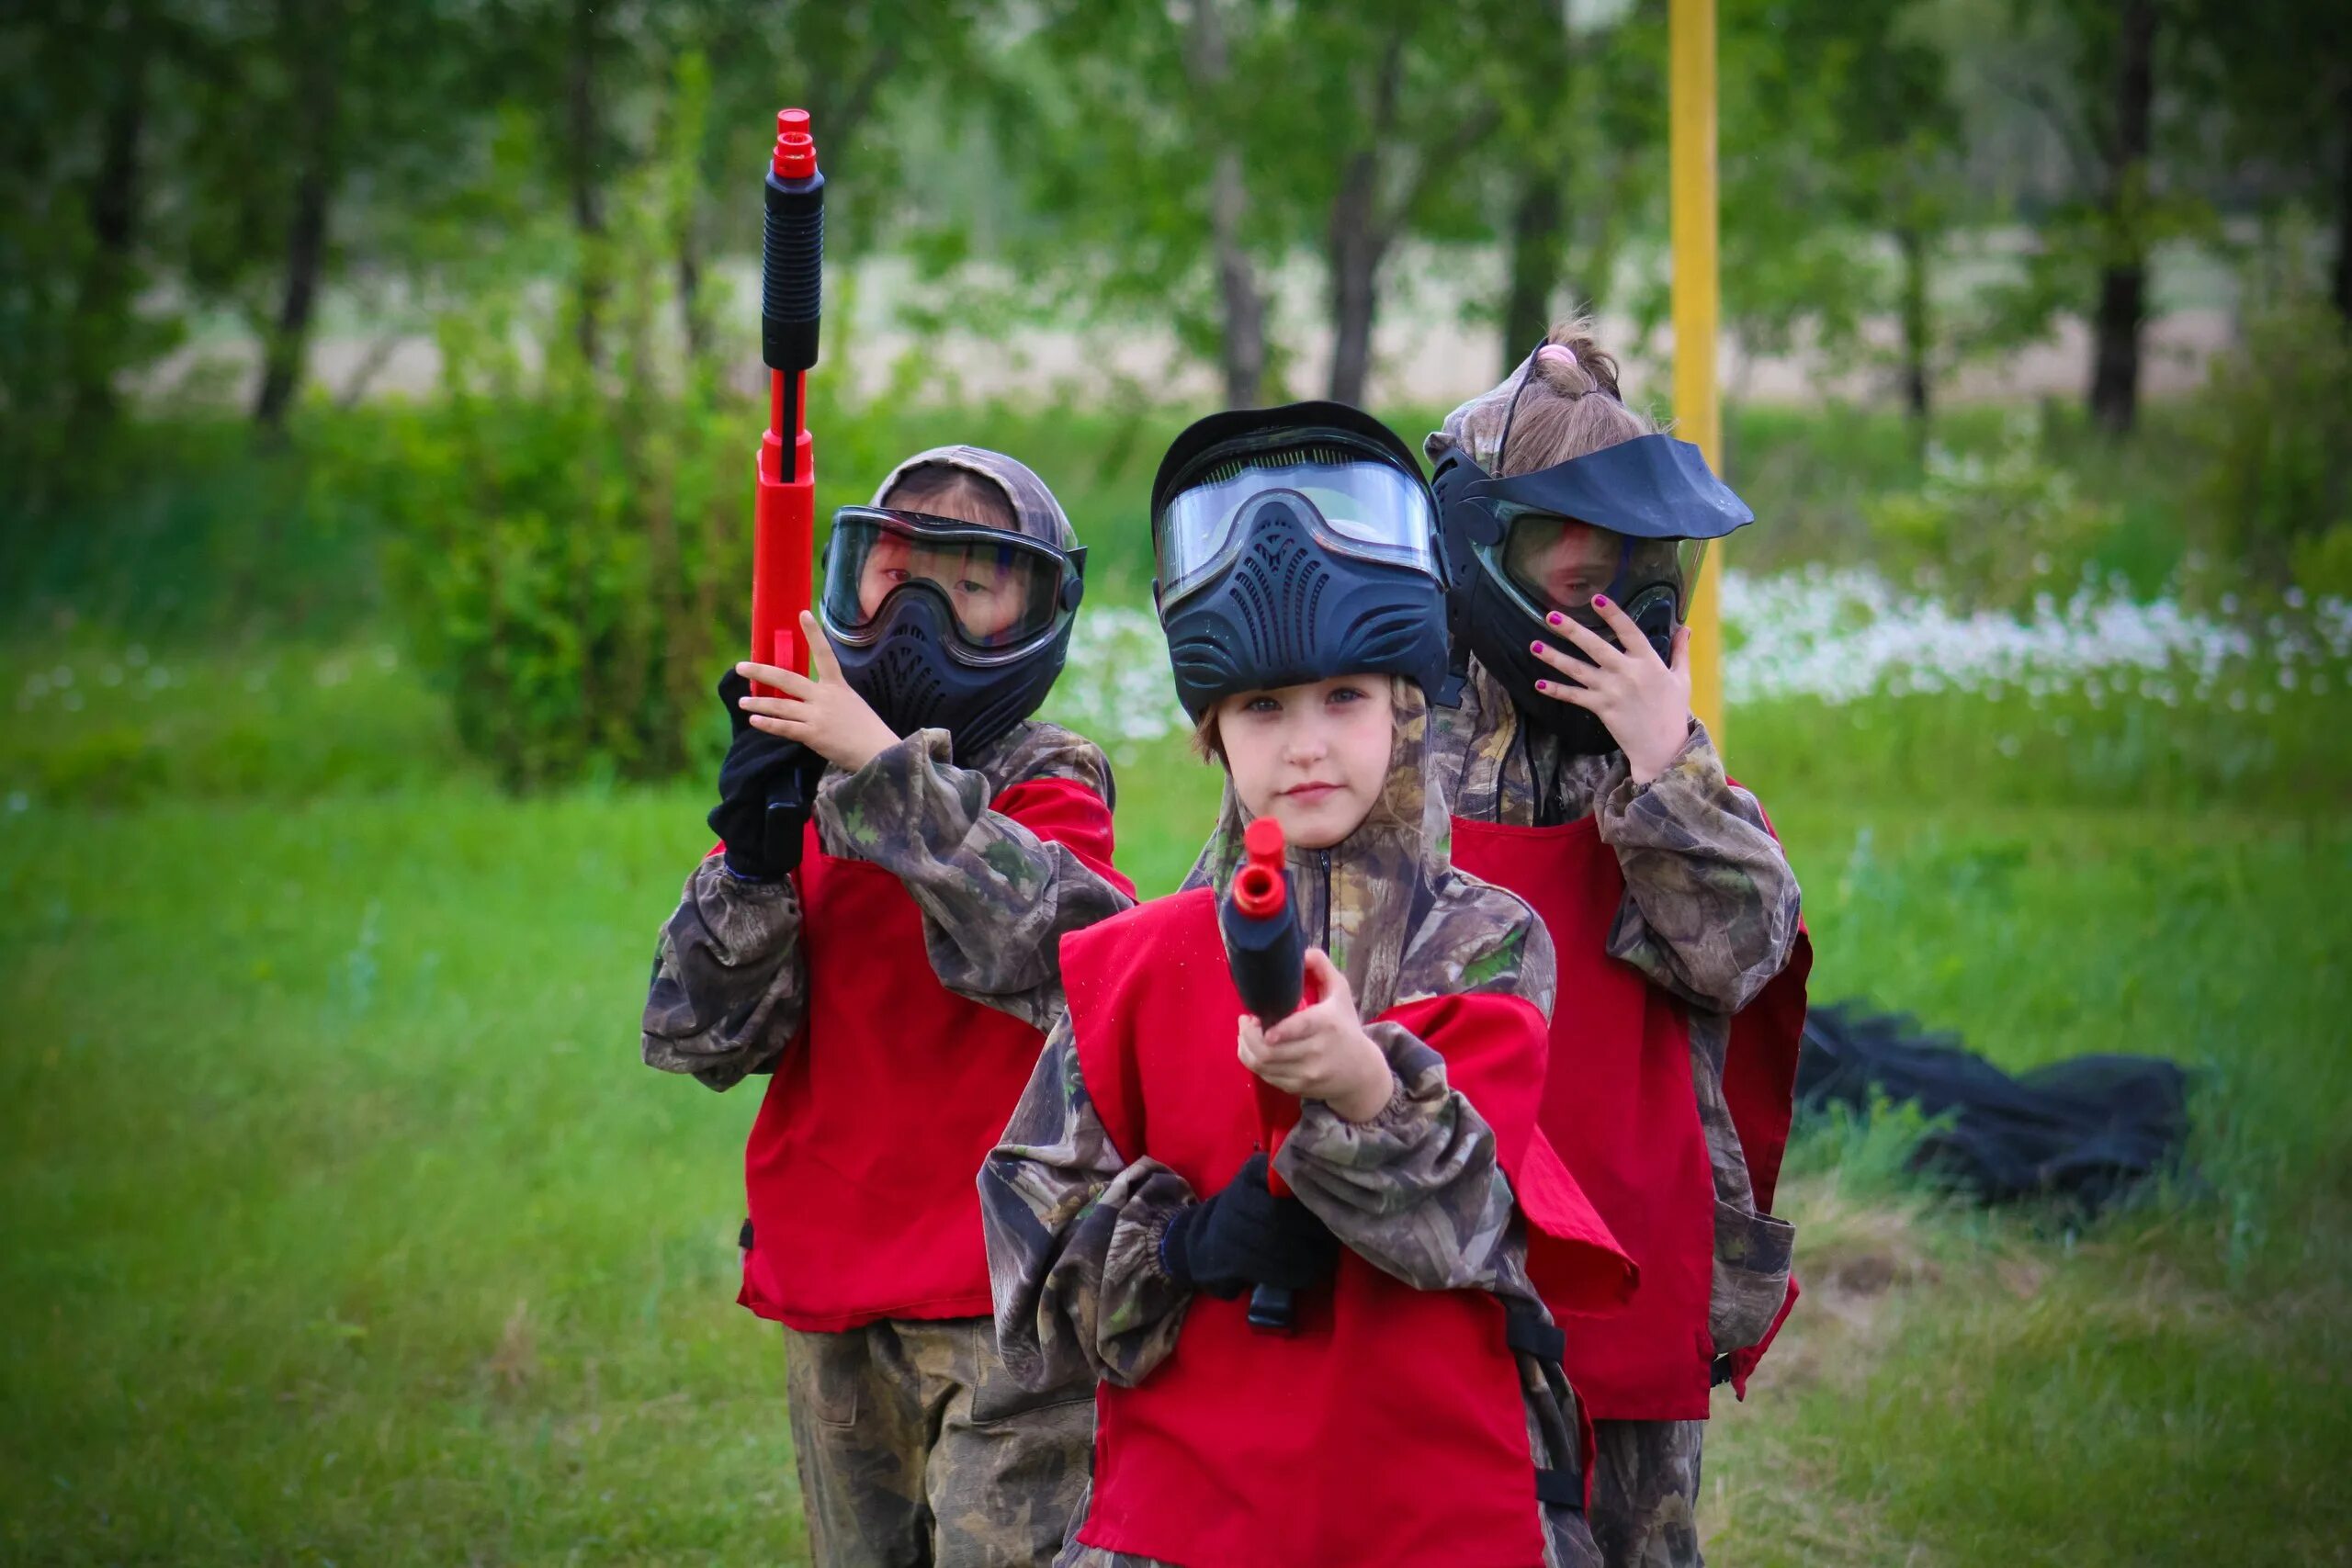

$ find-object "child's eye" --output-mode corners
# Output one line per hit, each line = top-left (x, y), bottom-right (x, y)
(1328, 684), (1367, 704)
(1241, 694), (1282, 715)
(956, 580), (990, 595)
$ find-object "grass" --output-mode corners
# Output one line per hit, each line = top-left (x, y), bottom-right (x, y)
(4, 396), (2347, 1562)
(5, 667), (2348, 1562)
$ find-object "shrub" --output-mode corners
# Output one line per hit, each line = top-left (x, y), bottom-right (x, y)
(1862, 412), (2120, 611)
(2189, 294), (2352, 597)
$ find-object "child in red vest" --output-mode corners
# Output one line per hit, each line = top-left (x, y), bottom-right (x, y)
(983, 404), (1634, 1568)
(641, 447), (1136, 1568)
(1423, 323), (1812, 1568)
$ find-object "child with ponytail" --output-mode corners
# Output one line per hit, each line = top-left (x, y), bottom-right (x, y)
(1423, 321), (1813, 1568)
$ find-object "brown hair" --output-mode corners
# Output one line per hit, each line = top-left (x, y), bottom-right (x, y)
(1190, 709), (1221, 764)
(879, 461), (1018, 530)
(1455, 316), (1657, 479)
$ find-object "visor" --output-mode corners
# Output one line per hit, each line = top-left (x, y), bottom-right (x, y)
(1155, 446), (1441, 608)
(821, 507), (1080, 662)
(1490, 506), (1710, 620)
(1474, 433), (1752, 542)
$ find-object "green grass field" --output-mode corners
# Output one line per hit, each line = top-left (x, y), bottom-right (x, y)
(4, 634), (2346, 1563)
(4, 397), (2348, 1562)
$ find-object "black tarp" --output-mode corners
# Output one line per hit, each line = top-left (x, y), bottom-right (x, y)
(1795, 1002), (2194, 1214)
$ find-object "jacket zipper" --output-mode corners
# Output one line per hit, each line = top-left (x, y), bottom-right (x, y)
(1317, 849), (1333, 955)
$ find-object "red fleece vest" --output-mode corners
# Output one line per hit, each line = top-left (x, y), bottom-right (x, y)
(1059, 890), (1632, 1568)
(737, 776), (1131, 1333)
(1452, 811), (1812, 1419)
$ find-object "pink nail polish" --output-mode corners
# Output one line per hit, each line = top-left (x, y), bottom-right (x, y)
(1533, 680), (1548, 692)
(1592, 593), (1611, 609)
(1546, 611), (1563, 626)
(1531, 640), (1545, 653)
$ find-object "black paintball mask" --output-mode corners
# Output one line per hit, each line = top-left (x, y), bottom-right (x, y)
(1151, 401), (1454, 721)
(819, 502), (1085, 762)
(1430, 357), (1753, 754)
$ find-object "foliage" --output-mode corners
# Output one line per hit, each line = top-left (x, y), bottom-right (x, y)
(1861, 413), (2122, 609)
(324, 67), (752, 791)
(2187, 292), (2352, 596)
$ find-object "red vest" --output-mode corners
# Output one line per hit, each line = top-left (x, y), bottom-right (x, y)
(1452, 812), (1811, 1419)
(738, 777), (1130, 1332)
(1060, 891), (1632, 1568)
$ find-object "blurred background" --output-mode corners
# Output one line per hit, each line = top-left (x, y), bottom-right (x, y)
(2, 1), (2346, 1562)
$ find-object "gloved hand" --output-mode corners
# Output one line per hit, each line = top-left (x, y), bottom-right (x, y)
(1159, 1153), (1340, 1299)
(708, 668), (828, 880)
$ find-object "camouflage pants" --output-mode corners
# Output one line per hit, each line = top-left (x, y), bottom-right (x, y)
(783, 1315), (1094, 1568)
(1587, 1419), (1706, 1568)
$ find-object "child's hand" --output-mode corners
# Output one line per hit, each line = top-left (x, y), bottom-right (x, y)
(1528, 594), (1694, 785)
(734, 611), (901, 773)
(1238, 949), (1394, 1123)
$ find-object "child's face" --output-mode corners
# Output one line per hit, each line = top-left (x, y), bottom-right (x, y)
(856, 536), (1032, 644)
(1216, 676), (1395, 851)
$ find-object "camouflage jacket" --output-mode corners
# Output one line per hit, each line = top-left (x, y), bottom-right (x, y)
(639, 718), (1134, 1090)
(982, 682), (1592, 1514)
(1428, 660), (1804, 1349)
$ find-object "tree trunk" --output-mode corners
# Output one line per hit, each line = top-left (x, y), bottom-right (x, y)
(676, 220), (709, 363)
(1501, 170), (1565, 372)
(1325, 148), (1384, 406)
(2335, 76), (2352, 322)
(1184, 0), (1267, 405)
(1896, 222), (1932, 429)
(1209, 150), (1269, 405)
(253, 0), (340, 431)
(2088, 0), (2155, 437)
(70, 6), (148, 429)
(570, 0), (605, 367)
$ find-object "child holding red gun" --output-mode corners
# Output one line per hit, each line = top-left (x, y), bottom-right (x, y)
(1422, 321), (1811, 1568)
(641, 447), (1136, 1568)
(982, 403), (1635, 1568)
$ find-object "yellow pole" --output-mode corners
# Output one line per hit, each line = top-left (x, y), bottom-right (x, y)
(1670, 0), (1726, 744)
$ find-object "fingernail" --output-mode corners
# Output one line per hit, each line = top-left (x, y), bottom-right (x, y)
(1592, 593), (1610, 608)
(1531, 640), (1545, 653)
(1546, 611), (1563, 626)
(1533, 680), (1548, 692)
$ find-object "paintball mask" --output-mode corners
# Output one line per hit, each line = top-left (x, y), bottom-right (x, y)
(1430, 378), (1752, 753)
(819, 492), (1085, 762)
(1151, 401), (1453, 721)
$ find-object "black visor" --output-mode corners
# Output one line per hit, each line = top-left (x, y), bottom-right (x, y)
(821, 508), (1079, 662)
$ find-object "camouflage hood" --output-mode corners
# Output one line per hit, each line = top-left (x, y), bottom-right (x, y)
(871, 445), (1079, 553)
(1181, 680), (1553, 1021)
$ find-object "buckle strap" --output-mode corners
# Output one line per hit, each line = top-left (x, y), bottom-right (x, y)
(1505, 1303), (1566, 1362)
(1535, 1467), (1584, 1510)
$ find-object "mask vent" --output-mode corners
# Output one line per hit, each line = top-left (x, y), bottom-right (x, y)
(1228, 513), (1329, 671)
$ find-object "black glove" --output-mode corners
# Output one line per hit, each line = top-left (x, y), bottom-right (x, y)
(1160, 1153), (1340, 1299)
(708, 669), (828, 880)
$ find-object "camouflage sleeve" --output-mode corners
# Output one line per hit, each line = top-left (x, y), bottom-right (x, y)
(815, 727), (1133, 1031)
(1273, 1021), (1521, 1293)
(1595, 722), (1804, 1013)
(639, 854), (807, 1091)
(981, 1013), (1196, 1393)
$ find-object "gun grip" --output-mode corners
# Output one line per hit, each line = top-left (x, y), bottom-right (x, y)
(763, 771), (808, 866)
(1247, 1281), (1297, 1334)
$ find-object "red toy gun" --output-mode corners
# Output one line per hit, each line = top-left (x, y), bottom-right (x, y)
(749, 108), (825, 847)
(1220, 816), (1313, 1331)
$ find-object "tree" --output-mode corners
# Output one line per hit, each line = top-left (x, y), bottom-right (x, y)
(1483, 3), (1665, 373)
(2185, 0), (2352, 321)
